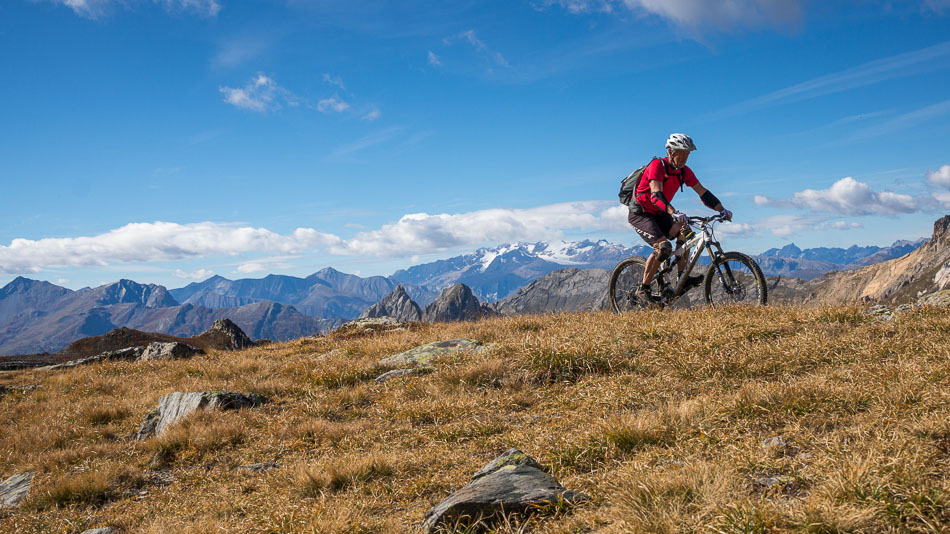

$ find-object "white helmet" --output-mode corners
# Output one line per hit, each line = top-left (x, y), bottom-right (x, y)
(665, 133), (697, 152)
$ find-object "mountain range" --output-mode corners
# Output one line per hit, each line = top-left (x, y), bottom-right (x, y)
(0, 232), (932, 356)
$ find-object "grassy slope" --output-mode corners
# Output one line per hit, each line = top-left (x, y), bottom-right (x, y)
(0, 305), (948, 533)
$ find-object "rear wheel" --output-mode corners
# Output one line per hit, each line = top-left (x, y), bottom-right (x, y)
(608, 257), (656, 313)
(703, 252), (767, 307)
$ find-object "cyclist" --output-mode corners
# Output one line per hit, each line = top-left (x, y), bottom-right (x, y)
(628, 133), (733, 306)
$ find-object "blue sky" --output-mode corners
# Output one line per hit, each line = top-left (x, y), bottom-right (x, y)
(2, 0), (950, 290)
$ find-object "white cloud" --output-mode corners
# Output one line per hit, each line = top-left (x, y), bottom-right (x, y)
(220, 73), (283, 112)
(934, 192), (950, 207)
(926, 164), (950, 188)
(52, 0), (219, 18)
(444, 30), (510, 69)
(317, 95), (349, 113)
(329, 201), (627, 257)
(543, 0), (802, 31)
(0, 222), (341, 275)
(427, 51), (442, 66)
(323, 73), (346, 90)
(757, 177), (918, 216)
(236, 263), (266, 274)
(175, 268), (215, 280)
(362, 109), (381, 121)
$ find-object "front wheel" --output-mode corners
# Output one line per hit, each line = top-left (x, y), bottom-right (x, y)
(608, 257), (657, 313)
(703, 252), (767, 307)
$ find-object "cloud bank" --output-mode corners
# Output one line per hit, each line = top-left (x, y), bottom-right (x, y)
(755, 177), (918, 216)
(542, 0), (803, 31)
(927, 164), (950, 188)
(52, 0), (220, 18)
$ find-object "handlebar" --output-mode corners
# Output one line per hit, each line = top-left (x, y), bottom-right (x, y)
(687, 214), (728, 225)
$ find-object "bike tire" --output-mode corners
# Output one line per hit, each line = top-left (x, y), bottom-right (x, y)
(703, 251), (768, 307)
(608, 257), (655, 313)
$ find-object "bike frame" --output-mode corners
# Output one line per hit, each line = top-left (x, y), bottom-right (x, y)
(655, 216), (728, 303)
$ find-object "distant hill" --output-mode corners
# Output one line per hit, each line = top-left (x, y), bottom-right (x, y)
(0, 278), (338, 356)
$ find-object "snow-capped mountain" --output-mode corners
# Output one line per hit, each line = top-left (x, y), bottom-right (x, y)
(390, 239), (651, 302)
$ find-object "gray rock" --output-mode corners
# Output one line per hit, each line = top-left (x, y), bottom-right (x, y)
(490, 268), (611, 315)
(422, 449), (588, 533)
(471, 448), (547, 482)
(359, 285), (423, 322)
(761, 436), (788, 451)
(0, 470), (33, 509)
(136, 391), (266, 440)
(235, 462), (278, 474)
(864, 304), (893, 321)
(139, 341), (202, 361)
(39, 346), (145, 370)
(374, 368), (419, 384)
(424, 284), (494, 323)
(196, 318), (255, 350)
(752, 473), (800, 496)
(81, 528), (117, 534)
(0, 384), (38, 397)
(379, 338), (484, 368)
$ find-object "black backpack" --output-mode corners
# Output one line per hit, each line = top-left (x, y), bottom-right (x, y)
(618, 157), (660, 208)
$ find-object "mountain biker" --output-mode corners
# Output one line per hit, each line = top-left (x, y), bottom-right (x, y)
(628, 133), (733, 306)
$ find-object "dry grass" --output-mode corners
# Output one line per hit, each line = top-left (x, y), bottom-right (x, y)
(1, 305), (949, 533)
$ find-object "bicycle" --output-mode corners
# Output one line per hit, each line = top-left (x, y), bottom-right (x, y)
(608, 214), (767, 311)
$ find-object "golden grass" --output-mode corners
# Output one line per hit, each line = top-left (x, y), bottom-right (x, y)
(0, 305), (948, 533)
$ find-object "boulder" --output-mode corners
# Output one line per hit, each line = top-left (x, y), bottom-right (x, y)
(0, 470), (33, 509)
(80, 529), (117, 534)
(40, 346), (145, 370)
(336, 317), (408, 336)
(136, 391), (266, 440)
(379, 338), (484, 368)
(193, 318), (255, 350)
(422, 449), (588, 533)
(374, 368), (421, 384)
(424, 284), (494, 323)
(919, 289), (950, 307)
(139, 341), (202, 361)
(359, 285), (423, 322)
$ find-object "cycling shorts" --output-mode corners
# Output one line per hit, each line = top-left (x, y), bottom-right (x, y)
(628, 209), (675, 245)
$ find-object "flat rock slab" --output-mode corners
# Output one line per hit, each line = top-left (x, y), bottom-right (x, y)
(0, 470), (33, 509)
(136, 391), (266, 440)
(40, 347), (145, 370)
(81, 528), (117, 534)
(379, 338), (484, 368)
(140, 342), (202, 361)
(422, 449), (588, 533)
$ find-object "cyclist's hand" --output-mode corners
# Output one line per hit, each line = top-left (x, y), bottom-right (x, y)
(673, 210), (688, 223)
(719, 209), (733, 221)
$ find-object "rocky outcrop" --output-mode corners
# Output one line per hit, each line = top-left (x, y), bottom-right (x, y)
(359, 285), (423, 322)
(424, 284), (494, 323)
(190, 319), (254, 350)
(0, 470), (33, 509)
(379, 338), (485, 368)
(422, 449), (588, 532)
(139, 342), (202, 361)
(136, 391), (266, 440)
(39, 346), (145, 370)
(804, 215), (950, 305)
(490, 268), (610, 315)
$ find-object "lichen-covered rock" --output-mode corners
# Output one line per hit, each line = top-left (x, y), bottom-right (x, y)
(136, 391), (266, 440)
(336, 317), (409, 336)
(80, 528), (117, 534)
(919, 289), (950, 307)
(235, 462), (278, 474)
(40, 346), (145, 370)
(374, 368), (419, 384)
(0, 470), (33, 509)
(422, 449), (588, 533)
(379, 338), (484, 368)
(139, 341), (202, 361)
(864, 304), (893, 321)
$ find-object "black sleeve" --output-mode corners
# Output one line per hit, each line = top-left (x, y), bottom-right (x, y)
(700, 190), (721, 210)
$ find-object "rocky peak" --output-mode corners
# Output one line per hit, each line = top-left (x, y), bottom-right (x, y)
(193, 318), (255, 350)
(96, 279), (179, 308)
(359, 285), (422, 322)
(932, 215), (950, 248)
(424, 284), (493, 323)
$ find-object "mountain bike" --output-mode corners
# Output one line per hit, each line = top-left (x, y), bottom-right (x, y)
(608, 214), (767, 311)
